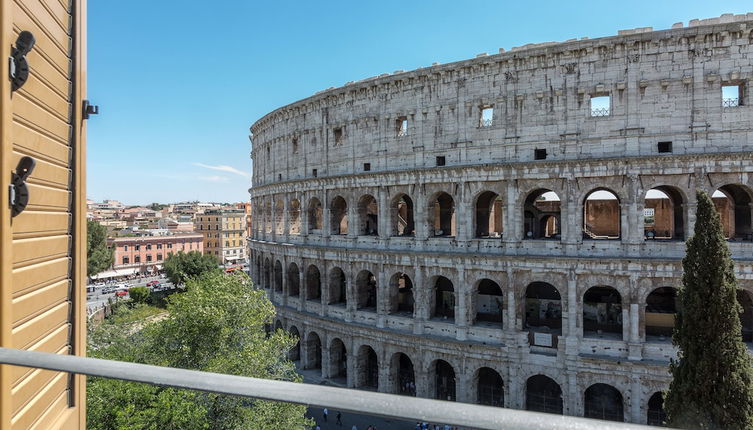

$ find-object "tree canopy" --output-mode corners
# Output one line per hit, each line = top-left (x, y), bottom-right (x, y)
(163, 251), (220, 286)
(87, 220), (114, 277)
(665, 190), (753, 429)
(87, 272), (311, 430)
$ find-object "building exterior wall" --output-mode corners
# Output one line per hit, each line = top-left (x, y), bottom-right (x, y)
(248, 15), (753, 425)
(109, 234), (204, 272)
(0, 0), (87, 428)
(195, 210), (247, 266)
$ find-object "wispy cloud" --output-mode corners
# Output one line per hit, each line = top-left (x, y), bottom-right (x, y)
(194, 163), (251, 179)
(198, 175), (230, 183)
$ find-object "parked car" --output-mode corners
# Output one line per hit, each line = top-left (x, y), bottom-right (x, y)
(146, 280), (160, 288)
(115, 290), (128, 297)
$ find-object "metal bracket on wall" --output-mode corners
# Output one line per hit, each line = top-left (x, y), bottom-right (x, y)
(9, 156), (36, 217)
(82, 100), (99, 119)
(9, 31), (35, 91)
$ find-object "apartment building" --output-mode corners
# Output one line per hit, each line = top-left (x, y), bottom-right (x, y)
(195, 209), (247, 266)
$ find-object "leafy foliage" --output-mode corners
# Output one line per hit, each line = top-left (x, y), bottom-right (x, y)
(87, 273), (311, 430)
(87, 220), (114, 277)
(128, 286), (150, 304)
(665, 190), (753, 429)
(163, 251), (220, 286)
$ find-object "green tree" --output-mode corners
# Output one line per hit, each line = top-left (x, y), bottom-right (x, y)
(665, 190), (753, 429)
(88, 220), (114, 277)
(128, 286), (150, 304)
(163, 251), (220, 286)
(87, 273), (311, 430)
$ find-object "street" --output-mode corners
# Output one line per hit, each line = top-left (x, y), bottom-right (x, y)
(86, 274), (175, 311)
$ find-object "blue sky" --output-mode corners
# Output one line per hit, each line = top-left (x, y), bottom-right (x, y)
(87, 1), (752, 205)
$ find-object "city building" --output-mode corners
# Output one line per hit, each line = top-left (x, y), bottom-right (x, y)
(248, 15), (753, 425)
(108, 233), (204, 276)
(196, 209), (247, 266)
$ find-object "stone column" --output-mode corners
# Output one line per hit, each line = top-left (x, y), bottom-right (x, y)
(321, 338), (331, 379)
(281, 256), (288, 308)
(628, 274), (643, 361)
(507, 366), (522, 409)
(566, 371), (578, 416)
(630, 378), (643, 424)
(347, 200), (357, 238)
(346, 339), (356, 388)
(565, 270), (580, 357)
(506, 269), (519, 331)
(625, 175), (642, 245)
(456, 369), (472, 403)
(377, 265), (387, 328)
(378, 359), (391, 393)
(415, 188), (429, 242)
(562, 179), (579, 245)
(378, 187), (390, 239)
(323, 208), (332, 238)
(298, 263), (305, 312)
(504, 181), (520, 242)
(415, 366), (429, 398)
(413, 267), (426, 335)
(455, 183), (469, 241)
(282, 197), (290, 240)
(456, 268), (468, 341)
(345, 264), (356, 322)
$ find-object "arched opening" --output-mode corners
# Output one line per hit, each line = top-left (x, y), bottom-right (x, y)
(288, 326), (300, 362)
(263, 258), (271, 289)
(475, 191), (504, 238)
(391, 353), (415, 396)
(355, 270), (377, 311)
(433, 360), (456, 401)
(273, 260), (283, 293)
(476, 367), (504, 407)
(330, 196), (348, 235)
(254, 255), (261, 286)
(583, 286), (623, 339)
(264, 201), (272, 233)
(388, 272), (414, 315)
(713, 185), (753, 241)
(328, 267), (347, 306)
(356, 345), (378, 390)
(525, 375), (562, 414)
(523, 189), (561, 239)
(645, 287), (678, 341)
(430, 192), (456, 237)
(274, 200), (284, 234)
(432, 276), (455, 321)
(307, 198), (323, 231)
(328, 338), (347, 383)
(303, 332), (322, 370)
(357, 194), (379, 236)
(391, 194), (415, 236)
(289, 199), (301, 235)
(647, 392), (667, 426)
(305, 265), (321, 301)
(287, 263), (300, 297)
(737, 290), (753, 343)
(274, 320), (283, 331)
(583, 189), (620, 240)
(524, 282), (562, 346)
(644, 187), (685, 240)
(584, 383), (624, 422)
(474, 279), (504, 326)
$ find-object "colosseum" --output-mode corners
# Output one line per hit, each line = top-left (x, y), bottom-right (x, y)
(248, 14), (753, 425)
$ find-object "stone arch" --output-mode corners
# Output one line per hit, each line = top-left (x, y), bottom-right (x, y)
(523, 189), (561, 240)
(273, 319), (283, 331)
(328, 337), (347, 382)
(473, 278), (504, 326)
(474, 190), (504, 238)
(307, 197), (323, 231)
(390, 352), (416, 396)
(713, 184), (753, 241)
(330, 195), (349, 235)
(647, 392), (666, 426)
(263, 257), (271, 289)
(273, 260), (283, 292)
(355, 270), (377, 311)
(287, 262), (300, 296)
(523, 282), (562, 346)
(355, 344), (379, 389)
(643, 186), (686, 240)
(305, 264), (321, 301)
(303, 331), (322, 370)
(475, 367), (504, 407)
(431, 275), (455, 320)
(289, 198), (301, 235)
(583, 286), (623, 339)
(525, 374), (563, 414)
(428, 191), (456, 237)
(583, 188), (621, 240)
(263, 200), (272, 233)
(357, 194), (379, 236)
(429, 359), (456, 401)
(274, 199), (284, 234)
(328, 266), (347, 306)
(645, 287), (677, 341)
(391, 193), (415, 236)
(288, 325), (300, 362)
(584, 383), (624, 422)
(388, 272), (414, 315)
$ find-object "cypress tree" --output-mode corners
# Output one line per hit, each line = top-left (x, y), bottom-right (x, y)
(665, 190), (753, 429)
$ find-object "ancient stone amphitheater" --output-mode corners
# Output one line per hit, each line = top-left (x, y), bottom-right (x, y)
(248, 14), (753, 424)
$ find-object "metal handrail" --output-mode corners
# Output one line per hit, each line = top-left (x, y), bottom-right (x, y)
(590, 107), (610, 117)
(723, 97), (740, 107)
(0, 347), (656, 430)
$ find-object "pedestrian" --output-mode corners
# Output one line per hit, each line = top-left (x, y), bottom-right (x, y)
(316, 426), (321, 430)
(336, 411), (342, 426)
(323, 408), (328, 423)
(351, 425), (357, 430)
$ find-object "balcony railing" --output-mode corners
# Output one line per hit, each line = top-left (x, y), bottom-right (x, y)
(0, 347), (656, 430)
(397, 128), (408, 137)
(479, 118), (493, 127)
(590, 107), (610, 117)
(723, 97), (740, 107)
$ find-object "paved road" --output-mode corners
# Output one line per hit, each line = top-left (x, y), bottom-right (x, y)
(86, 275), (175, 311)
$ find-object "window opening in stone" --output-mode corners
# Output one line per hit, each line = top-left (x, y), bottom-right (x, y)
(722, 84), (743, 107)
(534, 148), (547, 160)
(644, 187), (684, 241)
(287, 263), (300, 297)
(273, 260), (283, 293)
(292, 137), (299, 154)
(645, 287), (677, 341)
(278, 173), (282, 181)
(357, 194), (378, 236)
(330, 196), (348, 235)
(647, 392), (667, 426)
(396, 116), (408, 137)
(476, 367), (504, 407)
(583, 286), (622, 340)
(430, 192), (456, 237)
(475, 191), (504, 238)
(307, 198), (323, 232)
(479, 106), (494, 128)
(524, 282), (561, 347)
(583, 189), (620, 240)
(436, 156), (446, 166)
(289, 199), (301, 235)
(333, 127), (343, 146)
(590, 95), (610, 117)
(363, 162), (371, 172)
(523, 190), (561, 240)
(356, 270), (377, 311)
(305, 265), (321, 301)
(712, 185), (753, 241)
(584, 383), (624, 422)
(312, 168), (317, 177)
(432, 276), (455, 321)
(303, 332), (322, 370)
(391, 194), (415, 236)
(525, 375), (562, 414)
(288, 326), (300, 361)
(328, 338), (347, 383)
(657, 141), (672, 153)
(433, 360), (456, 401)
(328, 267), (347, 306)
(738, 290), (753, 343)
(474, 279), (503, 326)
(389, 272), (414, 315)
(266, 146), (270, 159)
(356, 345), (379, 390)
(393, 353), (415, 396)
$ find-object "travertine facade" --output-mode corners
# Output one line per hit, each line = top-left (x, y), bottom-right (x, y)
(248, 14), (753, 424)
